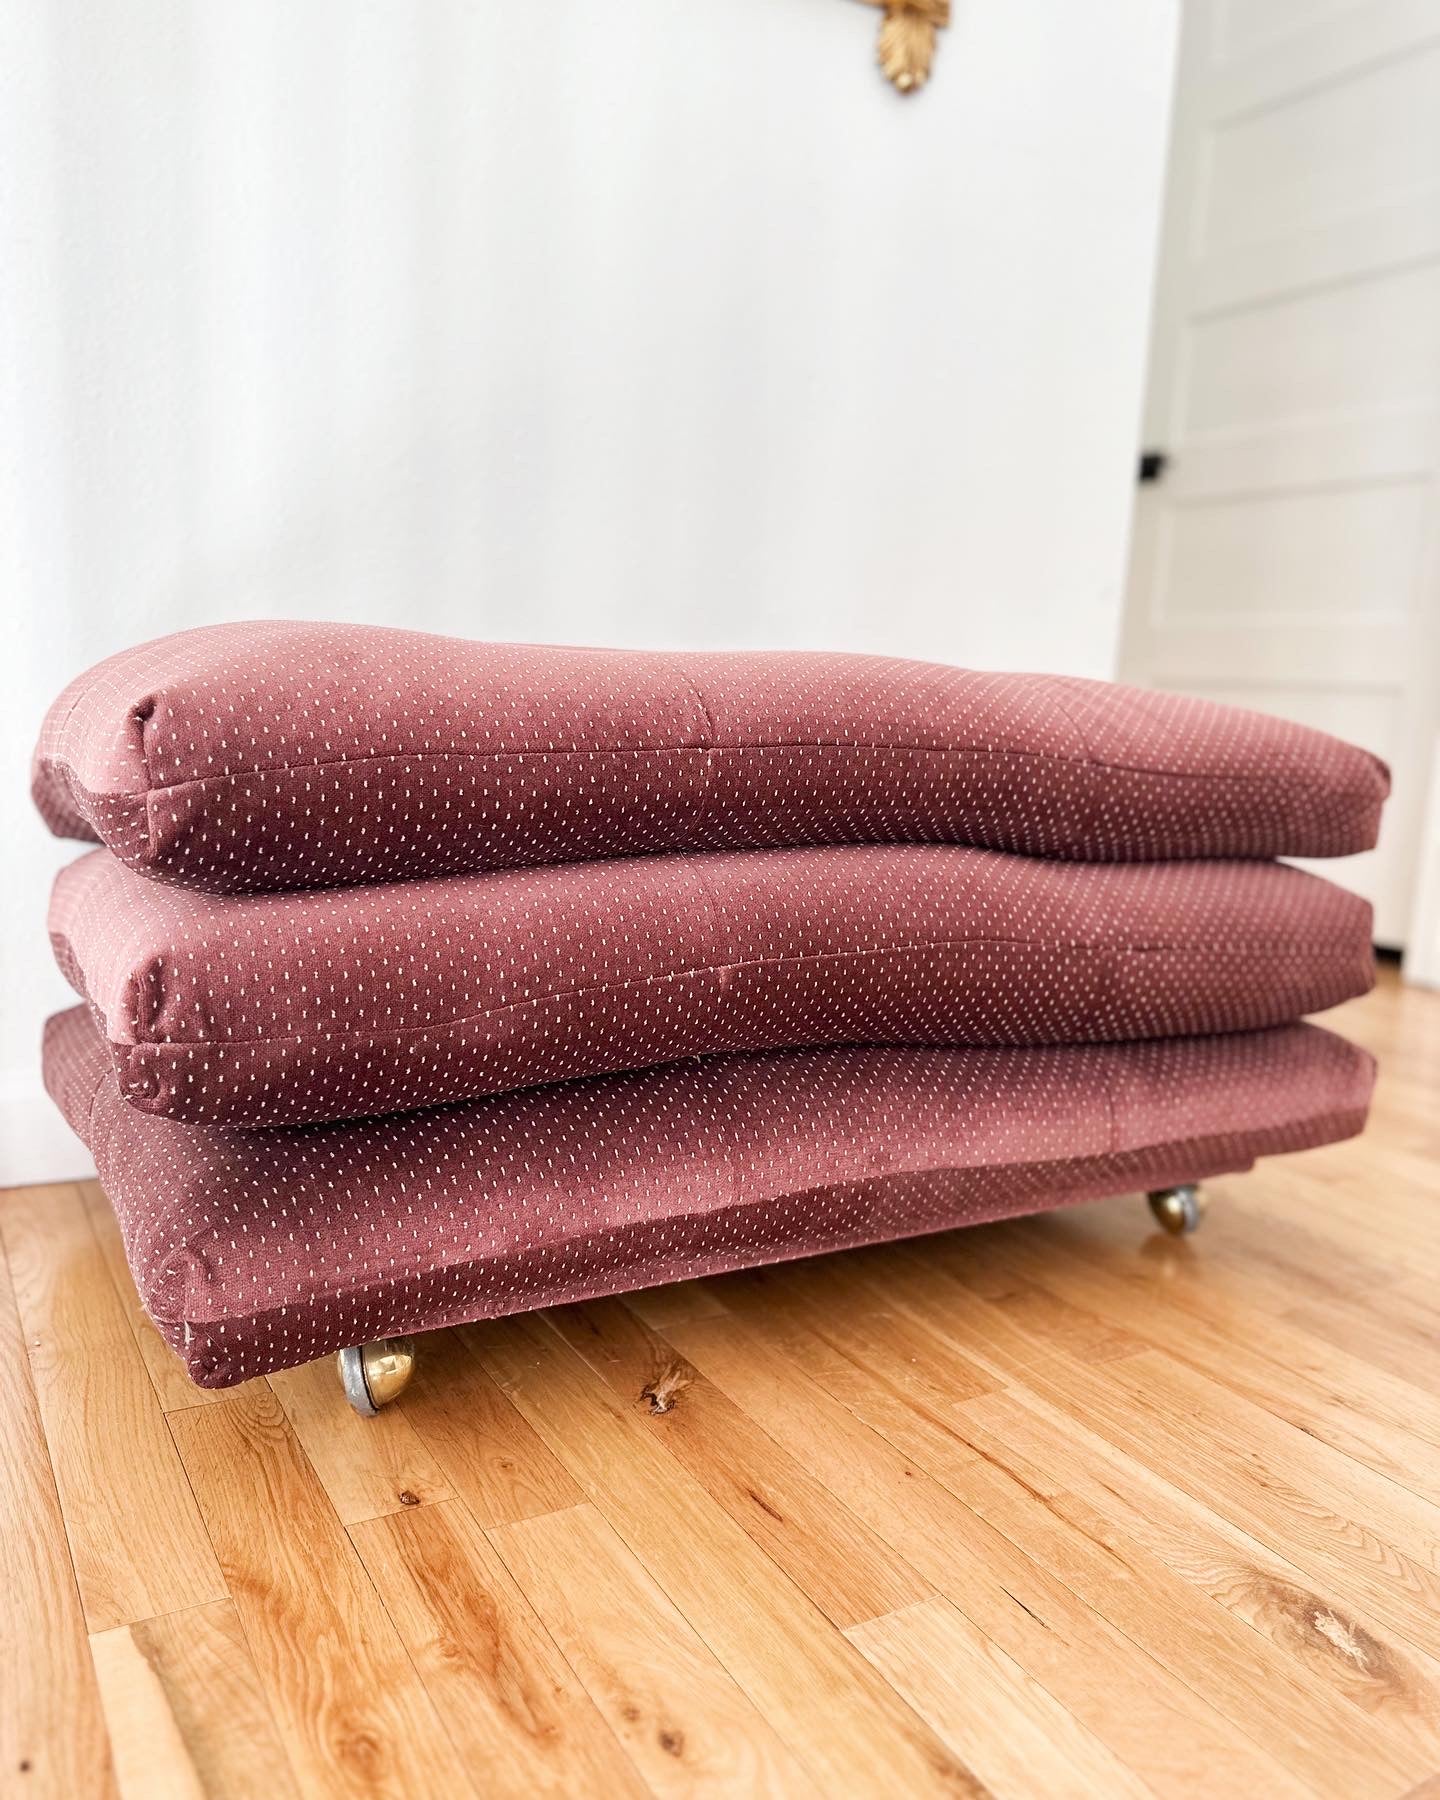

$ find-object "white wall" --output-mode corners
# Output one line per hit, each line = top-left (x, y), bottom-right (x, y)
(0, 0), (1177, 1184)
(1407, 735), (1440, 989)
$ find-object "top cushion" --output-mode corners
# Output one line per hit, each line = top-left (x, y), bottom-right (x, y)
(33, 620), (1389, 893)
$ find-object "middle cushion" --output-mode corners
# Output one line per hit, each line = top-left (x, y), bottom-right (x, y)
(51, 844), (1374, 1128)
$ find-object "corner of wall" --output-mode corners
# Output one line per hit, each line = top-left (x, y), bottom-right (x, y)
(0, 1073), (95, 1189)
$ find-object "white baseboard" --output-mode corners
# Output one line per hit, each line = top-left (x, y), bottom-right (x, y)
(0, 1074), (95, 1189)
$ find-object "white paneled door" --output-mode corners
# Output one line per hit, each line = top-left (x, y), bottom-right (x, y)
(1122, 0), (1440, 948)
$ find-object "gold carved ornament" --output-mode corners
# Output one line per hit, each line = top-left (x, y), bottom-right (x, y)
(857, 0), (950, 93)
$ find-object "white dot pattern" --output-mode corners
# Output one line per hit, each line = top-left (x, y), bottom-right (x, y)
(50, 842), (1375, 1128)
(33, 621), (1391, 893)
(43, 1006), (1375, 1387)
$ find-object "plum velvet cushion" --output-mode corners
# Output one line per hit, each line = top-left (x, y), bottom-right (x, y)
(50, 843), (1373, 1127)
(34, 621), (1389, 892)
(44, 1005), (1374, 1386)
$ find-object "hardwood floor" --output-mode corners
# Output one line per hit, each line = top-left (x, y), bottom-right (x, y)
(4, 968), (1438, 1798)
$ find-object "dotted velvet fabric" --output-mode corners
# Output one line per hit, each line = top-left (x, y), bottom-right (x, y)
(51, 841), (1375, 1128)
(33, 621), (1390, 893)
(43, 1006), (1375, 1387)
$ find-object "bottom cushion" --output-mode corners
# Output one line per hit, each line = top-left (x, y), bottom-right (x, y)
(45, 1005), (1374, 1387)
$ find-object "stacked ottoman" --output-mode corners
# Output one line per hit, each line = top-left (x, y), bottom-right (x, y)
(34, 622), (1386, 1411)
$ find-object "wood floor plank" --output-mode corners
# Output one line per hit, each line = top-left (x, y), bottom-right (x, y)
(956, 1385), (1440, 1769)
(167, 1387), (474, 1800)
(848, 1598), (1152, 1800)
(0, 1182), (225, 1631)
(1082, 1352), (1440, 1604)
(993, 1195), (1440, 1432)
(705, 1260), (1007, 1488)
(88, 1601), (297, 1800)
(665, 1308), (1316, 1799)
(1284, 1289), (1440, 1394)
(0, 1232), (116, 1799)
(1124, 1196), (1440, 1364)
(267, 1355), (454, 1524)
(398, 1325), (583, 1526)
(348, 1501), (648, 1798)
(467, 1311), (991, 1799)
(1164, 1195), (1411, 1310)
(713, 1257), (999, 1406)
(490, 1500), (817, 1795)
(623, 1279), (730, 1328)
(1020, 1181), (1395, 1320)
(880, 1256), (1440, 1659)
(974, 1218), (1440, 1506)
(932, 1423), (1428, 1794)
(1253, 1161), (1440, 1281)
(549, 1295), (931, 1628)
(1392, 1275), (1440, 1319)
(909, 1237), (1148, 1369)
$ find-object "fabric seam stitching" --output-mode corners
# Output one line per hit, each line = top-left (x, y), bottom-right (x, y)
(90, 933), (1369, 1050)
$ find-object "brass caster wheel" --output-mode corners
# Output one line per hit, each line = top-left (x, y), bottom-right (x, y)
(1147, 1185), (1205, 1236)
(337, 1337), (416, 1417)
